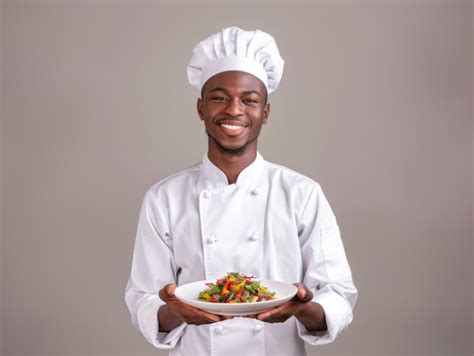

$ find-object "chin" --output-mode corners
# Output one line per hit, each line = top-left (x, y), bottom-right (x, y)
(217, 138), (247, 149)
(216, 142), (250, 156)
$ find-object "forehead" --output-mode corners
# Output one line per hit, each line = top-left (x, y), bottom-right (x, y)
(202, 71), (267, 96)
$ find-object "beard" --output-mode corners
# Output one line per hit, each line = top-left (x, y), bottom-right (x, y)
(205, 129), (259, 157)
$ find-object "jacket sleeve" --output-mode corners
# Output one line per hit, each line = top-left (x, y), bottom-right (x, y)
(296, 183), (358, 345)
(124, 189), (186, 349)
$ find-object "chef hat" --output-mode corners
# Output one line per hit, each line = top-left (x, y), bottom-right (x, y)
(187, 26), (284, 94)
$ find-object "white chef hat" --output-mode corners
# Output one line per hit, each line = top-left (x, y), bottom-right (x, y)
(187, 26), (284, 94)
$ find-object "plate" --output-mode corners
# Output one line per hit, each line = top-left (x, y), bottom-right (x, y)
(174, 279), (297, 316)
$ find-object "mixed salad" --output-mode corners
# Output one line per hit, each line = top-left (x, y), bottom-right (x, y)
(198, 272), (276, 303)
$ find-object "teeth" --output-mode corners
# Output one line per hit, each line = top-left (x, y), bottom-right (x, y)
(221, 124), (243, 130)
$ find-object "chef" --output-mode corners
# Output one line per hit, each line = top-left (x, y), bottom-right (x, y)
(125, 26), (357, 356)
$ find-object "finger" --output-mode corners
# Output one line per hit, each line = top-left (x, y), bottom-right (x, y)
(261, 316), (284, 323)
(184, 305), (222, 323)
(191, 310), (222, 323)
(257, 305), (285, 321)
(241, 314), (258, 319)
(200, 310), (222, 323)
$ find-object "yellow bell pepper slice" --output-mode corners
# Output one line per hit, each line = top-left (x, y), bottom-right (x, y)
(231, 280), (245, 292)
(201, 293), (212, 301)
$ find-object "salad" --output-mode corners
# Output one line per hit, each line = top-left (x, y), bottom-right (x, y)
(198, 272), (276, 303)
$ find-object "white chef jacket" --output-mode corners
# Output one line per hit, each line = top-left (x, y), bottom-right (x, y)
(125, 152), (357, 356)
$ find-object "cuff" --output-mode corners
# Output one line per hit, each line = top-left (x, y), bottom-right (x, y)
(296, 290), (353, 346)
(137, 295), (186, 349)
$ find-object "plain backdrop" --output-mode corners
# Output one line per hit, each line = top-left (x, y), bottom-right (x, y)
(1, 1), (473, 355)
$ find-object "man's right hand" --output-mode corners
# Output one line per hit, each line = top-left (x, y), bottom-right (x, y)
(158, 283), (223, 332)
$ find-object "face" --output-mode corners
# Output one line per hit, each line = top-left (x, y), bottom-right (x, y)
(197, 71), (270, 156)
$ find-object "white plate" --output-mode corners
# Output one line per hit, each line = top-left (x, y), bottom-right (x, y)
(174, 279), (297, 316)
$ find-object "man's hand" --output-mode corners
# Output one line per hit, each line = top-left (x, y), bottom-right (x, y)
(158, 284), (224, 332)
(257, 283), (327, 332)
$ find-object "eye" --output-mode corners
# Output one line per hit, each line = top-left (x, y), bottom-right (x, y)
(211, 96), (226, 101)
(243, 98), (258, 104)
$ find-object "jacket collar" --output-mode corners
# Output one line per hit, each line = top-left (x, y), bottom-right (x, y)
(200, 152), (265, 188)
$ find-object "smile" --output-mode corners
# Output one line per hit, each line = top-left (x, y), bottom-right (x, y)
(221, 124), (244, 130)
(218, 122), (247, 136)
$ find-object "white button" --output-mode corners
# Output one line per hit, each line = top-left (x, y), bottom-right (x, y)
(251, 188), (259, 196)
(203, 191), (211, 199)
(253, 323), (263, 332)
(206, 235), (217, 244)
(249, 232), (258, 241)
(214, 325), (224, 334)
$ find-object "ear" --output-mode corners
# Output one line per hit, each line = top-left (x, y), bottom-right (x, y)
(197, 98), (204, 121)
(262, 103), (270, 124)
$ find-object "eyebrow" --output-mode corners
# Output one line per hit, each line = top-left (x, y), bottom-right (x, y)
(208, 87), (262, 97)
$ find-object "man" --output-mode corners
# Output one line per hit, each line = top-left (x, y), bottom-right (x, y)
(125, 26), (357, 356)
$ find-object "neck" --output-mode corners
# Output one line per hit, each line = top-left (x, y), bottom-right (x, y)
(207, 144), (257, 184)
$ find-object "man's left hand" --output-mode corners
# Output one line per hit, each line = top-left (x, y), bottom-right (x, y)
(256, 283), (327, 331)
(256, 282), (313, 323)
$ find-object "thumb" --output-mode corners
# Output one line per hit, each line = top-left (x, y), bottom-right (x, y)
(159, 283), (177, 301)
(294, 283), (313, 302)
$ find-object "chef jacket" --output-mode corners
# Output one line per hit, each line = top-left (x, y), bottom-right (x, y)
(125, 152), (357, 356)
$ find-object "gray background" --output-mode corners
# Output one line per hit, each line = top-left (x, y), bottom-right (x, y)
(1, 1), (473, 355)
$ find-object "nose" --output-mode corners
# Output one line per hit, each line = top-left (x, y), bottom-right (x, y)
(224, 97), (244, 117)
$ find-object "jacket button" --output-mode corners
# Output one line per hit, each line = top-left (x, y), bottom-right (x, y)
(214, 325), (224, 334)
(206, 235), (217, 244)
(249, 233), (258, 241)
(251, 188), (259, 196)
(203, 191), (211, 199)
(253, 323), (264, 333)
